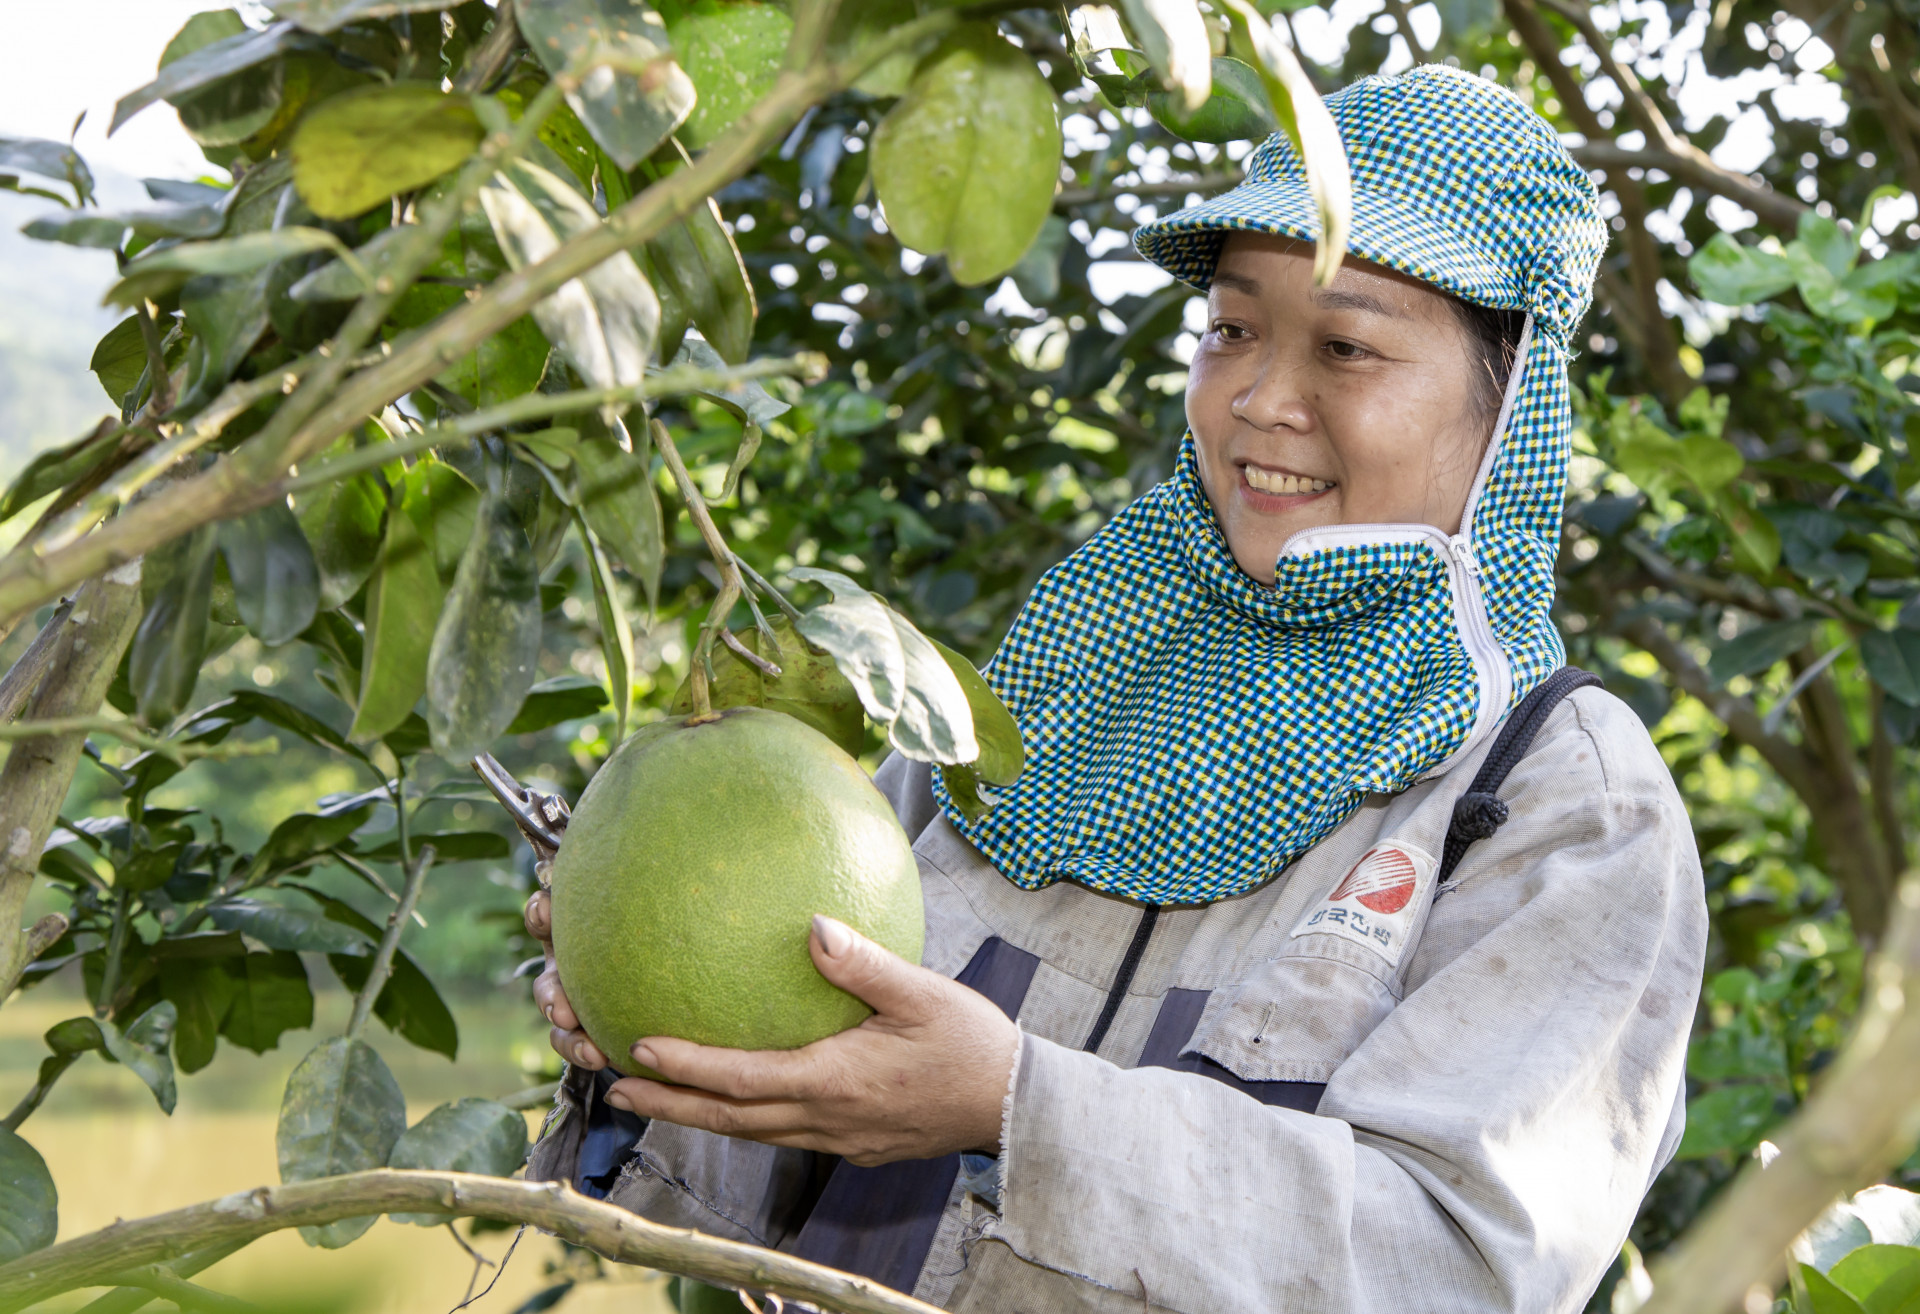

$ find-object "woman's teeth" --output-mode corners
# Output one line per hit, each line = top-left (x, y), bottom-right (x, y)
(1244, 467), (1333, 496)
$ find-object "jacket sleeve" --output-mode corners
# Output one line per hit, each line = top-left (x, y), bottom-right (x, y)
(952, 697), (1707, 1314)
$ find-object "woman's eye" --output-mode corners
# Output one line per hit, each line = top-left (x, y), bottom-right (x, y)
(1324, 339), (1367, 360)
(1211, 322), (1248, 340)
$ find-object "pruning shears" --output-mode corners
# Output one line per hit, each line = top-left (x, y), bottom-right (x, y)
(472, 752), (570, 881)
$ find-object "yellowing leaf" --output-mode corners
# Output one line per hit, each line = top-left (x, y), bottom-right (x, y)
(291, 83), (482, 220)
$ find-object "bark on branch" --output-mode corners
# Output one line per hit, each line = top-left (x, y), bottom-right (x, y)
(1640, 874), (1920, 1313)
(0, 564), (144, 999)
(0, 1170), (944, 1314)
(1568, 142), (1805, 232)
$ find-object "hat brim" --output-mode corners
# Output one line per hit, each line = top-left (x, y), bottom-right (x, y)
(1133, 175), (1526, 311)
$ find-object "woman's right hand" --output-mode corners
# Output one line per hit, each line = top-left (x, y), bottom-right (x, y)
(525, 889), (608, 1070)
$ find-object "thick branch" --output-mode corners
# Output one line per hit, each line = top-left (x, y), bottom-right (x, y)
(1569, 142), (1805, 231)
(0, 565), (144, 999)
(0, 1170), (943, 1314)
(0, 596), (74, 723)
(1053, 172), (1241, 209)
(1641, 875), (1920, 1314)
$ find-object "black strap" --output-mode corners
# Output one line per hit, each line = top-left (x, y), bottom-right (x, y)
(1437, 666), (1601, 886)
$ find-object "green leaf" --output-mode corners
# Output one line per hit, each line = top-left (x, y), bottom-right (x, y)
(216, 502), (321, 646)
(269, 0), (463, 33)
(24, 197), (229, 249)
(1830, 1245), (1920, 1310)
(479, 161), (660, 391)
(1148, 56), (1277, 142)
(442, 313), (552, 408)
(311, 893), (458, 1059)
(277, 1037), (407, 1247)
(504, 673), (611, 734)
(295, 469), (389, 610)
(0, 136), (94, 206)
(517, 0), (696, 169)
(1708, 619), (1819, 686)
(1010, 215), (1070, 305)
(828, 0), (922, 96)
(0, 424), (123, 526)
(159, 957), (238, 1074)
(113, 21), (308, 136)
(163, 10), (289, 148)
(100, 1002), (179, 1115)
(288, 223), (413, 301)
(670, 615), (867, 756)
(1689, 232), (1799, 306)
(44, 1015), (107, 1058)
(1715, 487), (1781, 576)
(353, 473), (450, 740)
(573, 431), (664, 607)
(205, 689), (373, 766)
(426, 479), (543, 762)
(791, 568), (978, 764)
(929, 639), (1023, 784)
(130, 524), (218, 726)
(291, 84), (483, 220)
(578, 530), (634, 740)
(107, 227), (350, 307)
(0, 1127), (57, 1263)
(210, 898), (374, 954)
(91, 315), (150, 406)
(221, 949), (315, 1053)
(1803, 1264), (1869, 1314)
(871, 25), (1063, 287)
(1677, 434), (1742, 492)
(1675, 1083), (1778, 1159)
(246, 799), (378, 880)
(667, 336), (789, 429)
(1862, 630), (1920, 706)
(354, 830), (510, 863)
(1218, 0), (1349, 285)
(1117, 0), (1211, 112)
(388, 1098), (529, 1223)
(668, 2), (794, 149)
(637, 146), (759, 364)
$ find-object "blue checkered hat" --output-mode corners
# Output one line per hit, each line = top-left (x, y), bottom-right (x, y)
(931, 67), (1606, 906)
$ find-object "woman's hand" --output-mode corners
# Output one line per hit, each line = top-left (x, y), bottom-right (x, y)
(604, 915), (1021, 1167)
(523, 888), (608, 1071)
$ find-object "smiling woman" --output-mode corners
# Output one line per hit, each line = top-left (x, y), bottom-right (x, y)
(525, 64), (1708, 1314)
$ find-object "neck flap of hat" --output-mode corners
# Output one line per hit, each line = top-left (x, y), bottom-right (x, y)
(931, 67), (1605, 906)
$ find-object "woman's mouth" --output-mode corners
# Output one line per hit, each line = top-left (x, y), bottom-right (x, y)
(1239, 462), (1336, 509)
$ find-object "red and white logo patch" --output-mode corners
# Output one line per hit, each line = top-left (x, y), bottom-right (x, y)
(1289, 841), (1435, 967)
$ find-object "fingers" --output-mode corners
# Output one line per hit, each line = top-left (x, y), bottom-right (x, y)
(523, 890), (552, 942)
(630, 1035), (815, 1100)
(807, 915), (940, 1019)
(603, 1076), (814, 1142)
(551, 1025), (608, 1070)
(533, 966), (579, 1032)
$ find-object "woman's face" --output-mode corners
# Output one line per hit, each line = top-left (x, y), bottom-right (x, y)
(1185, 234), (1495, 584)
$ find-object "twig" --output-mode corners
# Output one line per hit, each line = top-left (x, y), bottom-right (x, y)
(345, 843), (435, 1039)
(722, 627), (783, 679)
(1379, 0), (1433, 58)
(495, 1082), (560, 1111)
(0, 1170), (948, 1314)
(2, 1051), (79, 1132)
(449, 1225), (524, 1313)
(329, 849), (428, 928)
(102, 1267), (267, 1314)
(0, 596), (75, 723)
(74, 1239), (252, 1314)
(131, 301), (173, 419)
(652, 420), (751, 716)
(453, 0), (522, 94)
(1053, 172), (1242, 210)
(733, 556), (805, 626)
(445, 1219), (498, 1308)
(24, 912), (68, 961)
(0, 716), (277, 765)
(1640, 875), (1920, 1314)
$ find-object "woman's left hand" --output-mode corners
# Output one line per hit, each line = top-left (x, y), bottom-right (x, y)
(604, 915), (1020, 1167)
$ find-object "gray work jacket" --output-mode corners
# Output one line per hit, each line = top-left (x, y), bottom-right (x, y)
(527, 686), (1707, 1312)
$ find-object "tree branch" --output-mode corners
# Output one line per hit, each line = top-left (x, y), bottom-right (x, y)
(0, 717), (277, 765)
(1053, 172), (1242, 210)
(344, 844), (434, 1040)
(0, 566), (144, 1000)
(0, 1170), (945, 1314)
(452, 0), (522, 94)
(0, 596), (74, 724)
(1641, 874), (1920, 1314)
(1569, 142), (1805, 232)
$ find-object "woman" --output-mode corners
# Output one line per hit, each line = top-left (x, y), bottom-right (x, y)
(524, 65), (1706, 1312)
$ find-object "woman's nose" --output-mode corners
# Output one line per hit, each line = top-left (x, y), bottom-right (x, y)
(1229, 360), (1314, 433)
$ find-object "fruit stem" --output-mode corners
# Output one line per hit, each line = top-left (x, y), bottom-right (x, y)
(653, 419), (754, 718)
(734, 554), (807, 628)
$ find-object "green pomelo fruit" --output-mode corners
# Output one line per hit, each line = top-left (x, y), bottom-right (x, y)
(550, 706), (924, 1076)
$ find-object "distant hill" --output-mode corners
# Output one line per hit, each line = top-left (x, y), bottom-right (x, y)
(0, 190), (133, 480)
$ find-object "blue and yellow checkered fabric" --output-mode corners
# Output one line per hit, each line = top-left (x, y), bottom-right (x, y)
(933, 65), (1606, 905)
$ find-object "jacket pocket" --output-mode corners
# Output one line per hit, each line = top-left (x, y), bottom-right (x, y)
(1183, 940), (1400, 1085)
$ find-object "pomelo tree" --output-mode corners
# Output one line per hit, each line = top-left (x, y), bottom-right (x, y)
(2, 0), (1920, 1308)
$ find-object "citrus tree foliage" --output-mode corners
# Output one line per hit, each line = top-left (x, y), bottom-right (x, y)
(0, 0), (1917, 1301)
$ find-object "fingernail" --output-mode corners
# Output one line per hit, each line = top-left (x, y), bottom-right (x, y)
(630, 1042), (659, 1070)
(544, 1004), (555, 1024)
(605, 1090), (632, 1112)
(813, 914), (853, 958)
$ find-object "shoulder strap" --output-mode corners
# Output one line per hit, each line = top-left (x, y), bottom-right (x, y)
(1436, 666), (1602, 886)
